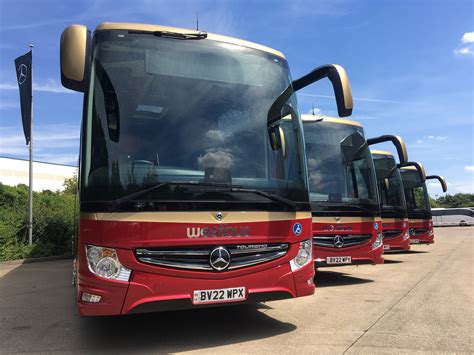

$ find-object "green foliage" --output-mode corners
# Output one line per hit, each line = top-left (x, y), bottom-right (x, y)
(0, 182), (78, 261)
(62, 173), (78, 195)
(434, 193), (474, 208)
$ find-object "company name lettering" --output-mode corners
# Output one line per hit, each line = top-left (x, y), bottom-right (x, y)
(187, 225), (251, 238)
(322, 225), (353, 231)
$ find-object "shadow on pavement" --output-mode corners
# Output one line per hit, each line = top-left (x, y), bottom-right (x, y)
(383, 259), (404, 264)
(0, 260), (296, 353)
(389, 250), (429, 255)
(78, 303), (295, 352)
(315, 270), (373, 288)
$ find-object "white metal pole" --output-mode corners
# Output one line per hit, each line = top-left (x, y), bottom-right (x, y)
(28, 44), (33, 246)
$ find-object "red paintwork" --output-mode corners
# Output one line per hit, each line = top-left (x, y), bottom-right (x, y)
(382, 218), (410, 252)
(409, 219), (434, 245)
(312, 220), (384, 267)
(76, 216), (315, 316)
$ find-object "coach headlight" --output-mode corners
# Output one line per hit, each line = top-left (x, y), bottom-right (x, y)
(86, 245), (131, 281)
(290, 239), (312, 271)
(372, 233), (383, 249)
(402, 230), (410, 240)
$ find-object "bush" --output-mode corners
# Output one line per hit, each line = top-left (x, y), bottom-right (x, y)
(0, 182), (78, 261)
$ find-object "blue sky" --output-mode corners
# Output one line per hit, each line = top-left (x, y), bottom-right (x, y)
(0, 0), (473, 196)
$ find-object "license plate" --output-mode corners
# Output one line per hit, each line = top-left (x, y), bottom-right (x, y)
(410, 239), (420, 244)
(384, 245), (390, 251)
(326, 256), (351, 265)
(193, 287), (246, 305)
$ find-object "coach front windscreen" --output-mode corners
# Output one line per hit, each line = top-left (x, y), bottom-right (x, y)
(373, 156), (407, 217)
(80, 30), (308, 210)
(304, 121), (379, 213)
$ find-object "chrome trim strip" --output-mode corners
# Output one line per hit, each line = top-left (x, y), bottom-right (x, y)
(229, 251), (287, 269)
(137, 257), (212, 270)
(228, 244), (288, 255)
(136, 249), (209, 256)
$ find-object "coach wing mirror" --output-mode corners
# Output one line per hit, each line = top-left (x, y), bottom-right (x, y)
(60, 24), (91, 92)
(367, 135), (408, 165)
(268, 64), (353, 125)
(426, 175), (447, 193)
(401, 162), (426, 182)
(341, 132), (367, 162)
(268, 125), (286, 157)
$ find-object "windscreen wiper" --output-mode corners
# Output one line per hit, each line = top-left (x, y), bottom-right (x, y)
(225, 187), (300, 208)
(96, 181), (299, 210)
(129, 30), (207, 40)
(110, 181), (241, 210)
(340, 203), (378, 214)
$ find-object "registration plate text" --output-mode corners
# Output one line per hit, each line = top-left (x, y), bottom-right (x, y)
(326, 256), (352, 265)
(193, 287), (246, 304)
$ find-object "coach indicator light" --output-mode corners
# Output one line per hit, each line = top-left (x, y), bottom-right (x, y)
(61, 22), (353, 316)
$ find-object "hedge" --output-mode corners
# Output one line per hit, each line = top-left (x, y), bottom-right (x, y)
(0, 182), (77, 261)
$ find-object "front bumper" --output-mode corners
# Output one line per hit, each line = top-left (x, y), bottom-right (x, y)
(383, 236), (410, 252)
(409, 234), (434, 245)
(313, 244), (384, 268)
(77, 260), (315, 316)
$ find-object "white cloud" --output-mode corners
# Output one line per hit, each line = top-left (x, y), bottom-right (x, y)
(447, 181), (474, 194)
(454, 32), (474, 56)
(298, 93), (399, 104)
(0, 124), (79, 165)
(416, 140), (424, 144)
(0, 100), (18, 109)
(427, 135), (448, 141)
(454, 47), (473, 56)
(465, 165), (474, 172)
(0, 79), (76, 94)
(461, 32), (474, 44)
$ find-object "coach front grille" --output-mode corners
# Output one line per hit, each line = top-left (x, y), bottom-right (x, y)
(313, 234), (372, 248)
(135, 243), (288, 271)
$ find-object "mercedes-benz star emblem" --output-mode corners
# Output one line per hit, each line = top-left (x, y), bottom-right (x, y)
(18, 64), (28, 85)
(215, 212), (223, 221)
(410, 228), (415, 236)
(209, 246), (231, 271)
(333, 235), (344, 248)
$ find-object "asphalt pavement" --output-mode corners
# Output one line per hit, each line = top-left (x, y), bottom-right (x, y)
(0, 227), (473, 354)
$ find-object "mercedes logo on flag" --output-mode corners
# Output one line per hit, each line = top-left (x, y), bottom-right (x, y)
(18, 64), (28, 85)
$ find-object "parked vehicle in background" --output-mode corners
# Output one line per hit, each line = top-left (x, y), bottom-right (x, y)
(400, 165), (447, 244)
(60, 22), (354, 316)
(302, 115), (385, 268)
(431, 208), (473, 226)
(371, 149), (410, 251)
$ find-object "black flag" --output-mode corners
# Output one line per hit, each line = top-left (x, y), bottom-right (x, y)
(14, 51), (32, 145)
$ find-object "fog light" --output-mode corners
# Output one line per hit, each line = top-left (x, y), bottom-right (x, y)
(307, 278), (314, 285)
(81, 292), (101, 303)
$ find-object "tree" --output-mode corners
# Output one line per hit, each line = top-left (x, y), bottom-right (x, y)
(62, 174), (78, 195)
(434, 193), (474, 208)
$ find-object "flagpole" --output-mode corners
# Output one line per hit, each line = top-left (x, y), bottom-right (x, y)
(28, 44), (33, 246)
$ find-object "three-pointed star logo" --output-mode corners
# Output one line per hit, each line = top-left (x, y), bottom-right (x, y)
(209, 247), (231, 271)
(333, 235), (344, 248)
(18, 64), (28, 85)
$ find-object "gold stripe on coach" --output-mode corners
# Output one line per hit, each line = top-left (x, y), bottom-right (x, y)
(312, 216), (380, 223)
(81, 211), (311, 223)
